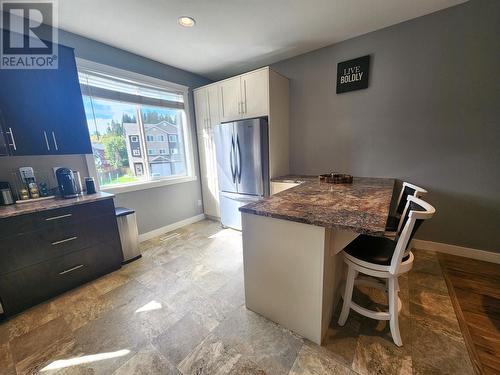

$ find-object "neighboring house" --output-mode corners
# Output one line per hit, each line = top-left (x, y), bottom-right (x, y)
(123, 122), (145, 177)
(123, 120), (185, 178)
(91, 142), (110, 170)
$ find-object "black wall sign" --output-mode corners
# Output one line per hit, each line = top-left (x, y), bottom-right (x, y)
(336, 55), (370, 94)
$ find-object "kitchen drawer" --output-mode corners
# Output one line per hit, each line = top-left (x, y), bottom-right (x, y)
(35, 198), (115, 227)
(0, 198), (115, 239)
(0, 240), (123, 316)
(0, 213), (36, 239)
(0, 213), (120, 275)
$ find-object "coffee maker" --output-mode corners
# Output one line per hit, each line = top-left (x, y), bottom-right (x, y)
(56, 168), (79, 198)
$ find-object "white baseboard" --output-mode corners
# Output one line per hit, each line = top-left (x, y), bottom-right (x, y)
(411, 239), (500, 264)
(138, 214), (206, 242)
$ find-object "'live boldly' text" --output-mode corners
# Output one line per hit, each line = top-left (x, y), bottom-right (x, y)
(340, 66), (363, 83)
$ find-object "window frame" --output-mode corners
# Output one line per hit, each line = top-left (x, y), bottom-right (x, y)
(77, 58), (197, 194)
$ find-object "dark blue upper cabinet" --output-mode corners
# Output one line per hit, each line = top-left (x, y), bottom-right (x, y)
(0, 67), (51, 155)
(0, 43), (91, 155)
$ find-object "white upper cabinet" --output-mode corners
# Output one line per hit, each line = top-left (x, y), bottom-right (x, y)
(218, 67), (270, 122)
(206, 84), (220, 127)
(241, 69), (269, 118)
(219, 77), (242, 123)
(194, 89), (209, 136)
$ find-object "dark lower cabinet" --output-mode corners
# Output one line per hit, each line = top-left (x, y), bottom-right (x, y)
(0, 198), (123, 316)
(0, 213), (119, 275)
(0, 240), (122, 315)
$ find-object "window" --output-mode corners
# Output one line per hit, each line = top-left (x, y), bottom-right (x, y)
(171, 148), (179, 155)
(78, 61), (194, 188)
(134, 163), (144, 176)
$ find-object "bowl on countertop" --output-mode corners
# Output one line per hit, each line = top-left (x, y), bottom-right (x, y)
(318, 173), (353, 184)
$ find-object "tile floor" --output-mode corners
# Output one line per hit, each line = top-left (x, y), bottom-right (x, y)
(0, 219), (474, 374)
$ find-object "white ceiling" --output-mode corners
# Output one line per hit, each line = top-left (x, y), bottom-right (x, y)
(57, 0), (467, 80)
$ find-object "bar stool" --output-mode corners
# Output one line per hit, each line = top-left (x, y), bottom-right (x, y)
(385, 182), (427, 235)
(338, 196), (435, 346)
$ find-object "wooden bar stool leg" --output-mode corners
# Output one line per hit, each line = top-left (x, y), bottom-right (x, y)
(338, 266), (357, 326)
(388, 277), (402, 346)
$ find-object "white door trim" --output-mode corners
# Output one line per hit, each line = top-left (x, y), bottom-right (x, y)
(411, 239), (500, 264)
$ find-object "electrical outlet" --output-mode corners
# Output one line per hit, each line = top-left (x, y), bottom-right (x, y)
(197, 199), (202, 207)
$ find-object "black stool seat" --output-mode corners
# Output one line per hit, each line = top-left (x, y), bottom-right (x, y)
(115, 207), (135, 217)
(385, 215), (400, 232)
(345, 235), (409, 266)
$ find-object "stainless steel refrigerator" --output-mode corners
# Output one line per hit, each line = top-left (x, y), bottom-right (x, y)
(214, 117), (269, 230)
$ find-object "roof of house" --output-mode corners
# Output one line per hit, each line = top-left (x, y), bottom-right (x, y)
(123, 120), (179, 136)
(144, 120), (178, 135)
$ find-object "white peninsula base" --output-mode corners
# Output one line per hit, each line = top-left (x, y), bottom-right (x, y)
(241, 212), (359, 345)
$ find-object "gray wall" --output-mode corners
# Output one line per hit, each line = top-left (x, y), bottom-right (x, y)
(0, 23), (211, 235)
(272, 0), (500, 252)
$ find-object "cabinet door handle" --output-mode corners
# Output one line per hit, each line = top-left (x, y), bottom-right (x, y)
(45, 213), (72, 221)
(6, 127), (17, 151)
(52, 131), (58, 150)
(51, 236), (78, 246)
(43, 131), (51, 150)
(59, 264), (84, 275)
(243, 80), (247, 114)
(220, 86), (225, 117)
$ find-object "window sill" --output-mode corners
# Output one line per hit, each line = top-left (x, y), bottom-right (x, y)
(100, 175), (197, 195)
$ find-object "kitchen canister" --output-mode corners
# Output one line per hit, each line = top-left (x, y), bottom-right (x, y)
(85, 177), (96, 194)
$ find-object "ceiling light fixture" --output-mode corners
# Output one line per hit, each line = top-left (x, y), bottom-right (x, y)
(178, 16), (196, 28)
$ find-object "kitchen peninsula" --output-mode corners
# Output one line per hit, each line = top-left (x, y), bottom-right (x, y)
(239, 176), (395, 344)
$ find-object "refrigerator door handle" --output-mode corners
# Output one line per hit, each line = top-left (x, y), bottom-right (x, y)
(230, 135), (236, 183)
(236, 134), (242, 183)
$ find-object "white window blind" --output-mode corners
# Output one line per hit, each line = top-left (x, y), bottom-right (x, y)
(78, 69), (185, 110)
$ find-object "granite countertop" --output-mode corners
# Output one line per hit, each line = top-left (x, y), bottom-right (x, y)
(271, 175), (316, 184)
(0, 192), (115, 219)
(241, 176), (395, 236)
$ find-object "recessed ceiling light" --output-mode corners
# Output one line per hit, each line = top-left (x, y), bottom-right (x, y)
(178, 16), (196, 28)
